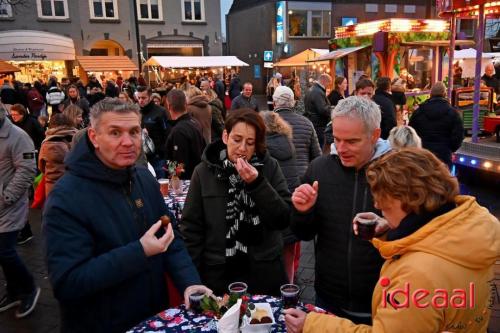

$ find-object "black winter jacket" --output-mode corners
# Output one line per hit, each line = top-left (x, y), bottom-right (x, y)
(291, 140), (390, 314)
(409, 97), (464, 167)
(141, 101), (168, 159)
(43, 134), (201, 333)
(230, 94), (259, 112)
(304, 83), (331, 132)
(181, 140), (291, 295)
(372, 89), (397, 139)
(274, 107), (321, 176)
(12, 114), (45, 151)
(266, 133), (300, 244)
(164, 113), (206, 180)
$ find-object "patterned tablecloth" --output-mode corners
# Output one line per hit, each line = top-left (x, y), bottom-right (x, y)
(127, 295), (327, 333)
(164, 180), (190, 222)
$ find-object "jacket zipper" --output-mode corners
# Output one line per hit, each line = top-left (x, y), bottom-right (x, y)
(348, 170), (359, 309)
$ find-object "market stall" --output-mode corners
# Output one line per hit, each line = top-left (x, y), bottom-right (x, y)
(76, 56), (138, 84)
(0, 30), (75, 82)
(0, 61), (20, 79)
(143, 56), (249, 86)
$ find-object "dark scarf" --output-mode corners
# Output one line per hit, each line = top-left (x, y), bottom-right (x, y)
(386, 202), (456, 241)
(218, 149), (264, 257)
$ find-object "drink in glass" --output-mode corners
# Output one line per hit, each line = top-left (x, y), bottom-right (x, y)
(355, 216), (378, 240)
(228, 282), (248, 297)
(280, 284), (300, 309)
(158, 179), (169, 197)
(189, 292), (204, 313)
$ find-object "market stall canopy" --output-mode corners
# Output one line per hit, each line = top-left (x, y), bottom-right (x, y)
(0, 30), (75, 61)
(273, 49), (329, 67)
(144, 56), (249, 68)
(453, 48), (500, 60)
(76, 56), (138, 72)
(308, 46), (370, 62)
(400, 40), (475, 48)
(0, 61), (20, 73)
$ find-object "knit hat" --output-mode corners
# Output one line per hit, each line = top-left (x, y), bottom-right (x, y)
(272, 85), (294, 103)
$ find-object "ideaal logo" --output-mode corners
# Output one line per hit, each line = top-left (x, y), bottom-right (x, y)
(379, 277), (476, 309)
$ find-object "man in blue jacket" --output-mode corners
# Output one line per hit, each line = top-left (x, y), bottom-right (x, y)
(43, 98), (210, 333)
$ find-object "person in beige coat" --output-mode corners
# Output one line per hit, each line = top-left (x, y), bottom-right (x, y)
(38, 114), (77, 196)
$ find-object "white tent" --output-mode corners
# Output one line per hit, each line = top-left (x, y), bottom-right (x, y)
(444, 48), (500, 78)
(144, 56), (249, 68)
(453, 48), (500, 60)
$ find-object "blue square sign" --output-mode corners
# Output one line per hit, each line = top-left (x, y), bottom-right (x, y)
(264, 51), (273, 62)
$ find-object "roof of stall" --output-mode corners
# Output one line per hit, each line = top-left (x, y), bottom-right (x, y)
(400, 40), (476, 47)
(0, 61), (20, 73)
(144, 56), (249, 68)
(77, 56), (138, 72)
(307, 46), (370, 62)
(273, 49), (329, 67)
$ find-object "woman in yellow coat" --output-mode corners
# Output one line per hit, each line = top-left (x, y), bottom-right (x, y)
(285, 148), (500, 333)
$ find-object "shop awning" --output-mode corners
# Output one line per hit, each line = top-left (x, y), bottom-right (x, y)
(76, 56), (138, 72)
(0, 30), (75, 61)
(308, 46), (370, 62)
(143, 56), (249, 68)
(273, 49), (329, 67)
(0, 61), (20, 73)
(400, 40), (475, 47)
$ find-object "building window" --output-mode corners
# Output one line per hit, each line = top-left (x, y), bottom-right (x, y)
(182, 0), (205, 22)
(365, 4), (378, 13)
(289, 10), (330, 38)
(139, 0), (162, 21)
(403, 5), (416, 14)
(90, 0), (118, 19)
(0, 3), (12, 17)
(37, 0), (69, 19)
(385, 4), (397, 13)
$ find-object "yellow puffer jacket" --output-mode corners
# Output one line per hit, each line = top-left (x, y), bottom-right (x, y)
(304, 196), (500, 333)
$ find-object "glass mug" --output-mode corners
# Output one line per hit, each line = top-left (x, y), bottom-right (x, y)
(280, 284), (300, 309)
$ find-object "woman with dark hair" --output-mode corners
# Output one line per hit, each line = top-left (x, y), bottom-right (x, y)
(9, 103), (45, 152)
(285, 148), (499, 333)
(181, 108), (291, 296)
(327, 76), (347, 106)
(38, 114), (77, 196)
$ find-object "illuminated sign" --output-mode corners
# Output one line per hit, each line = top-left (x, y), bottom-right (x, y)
(276, 1), (285, 44)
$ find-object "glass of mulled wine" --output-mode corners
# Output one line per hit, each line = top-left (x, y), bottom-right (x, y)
(189, 292), (205, 313)
(355, 216), (378, 240)
(280, 284), (300, 309)
(228, 282), (248, 297)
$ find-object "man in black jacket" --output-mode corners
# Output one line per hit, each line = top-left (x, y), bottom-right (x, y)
(372, 77), (397, 139)
(137, 86), (169, 178)
(304, 74), (332, 148)
(230, 82), (259, 112)
(43, 98), (210, 333)
(409, 82), (464, 168)
(164, 89), (206, 180)
(291, 96), (390, 325)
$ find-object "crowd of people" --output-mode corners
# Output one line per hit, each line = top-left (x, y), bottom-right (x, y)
(0, 66), (499, 333)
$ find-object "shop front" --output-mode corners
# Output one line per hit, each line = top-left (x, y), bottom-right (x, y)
(0, 30), (75, 83)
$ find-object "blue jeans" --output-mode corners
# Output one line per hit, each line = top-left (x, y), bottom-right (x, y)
(0, 231), (35, 297)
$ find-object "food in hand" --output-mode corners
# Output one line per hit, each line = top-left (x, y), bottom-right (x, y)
(160, 215), (171, 227)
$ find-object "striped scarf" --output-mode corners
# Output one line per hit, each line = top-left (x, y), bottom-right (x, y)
(220, 152), (263, 257)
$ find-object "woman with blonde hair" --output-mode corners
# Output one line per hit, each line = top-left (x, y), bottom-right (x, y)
(285, 148), (499, 333)
(266, 76), (280, 110)
(387, 125), (422, 150)
(118, 91), (133, 104)
(260, 111), (300, 283)
(203, 87), (225, 141)
(62, 104), (83, 129)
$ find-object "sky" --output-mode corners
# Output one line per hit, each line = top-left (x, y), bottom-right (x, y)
(220, 0), (234, 39)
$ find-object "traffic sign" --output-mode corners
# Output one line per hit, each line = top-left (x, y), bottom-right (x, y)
(264, 51), (273, 62)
